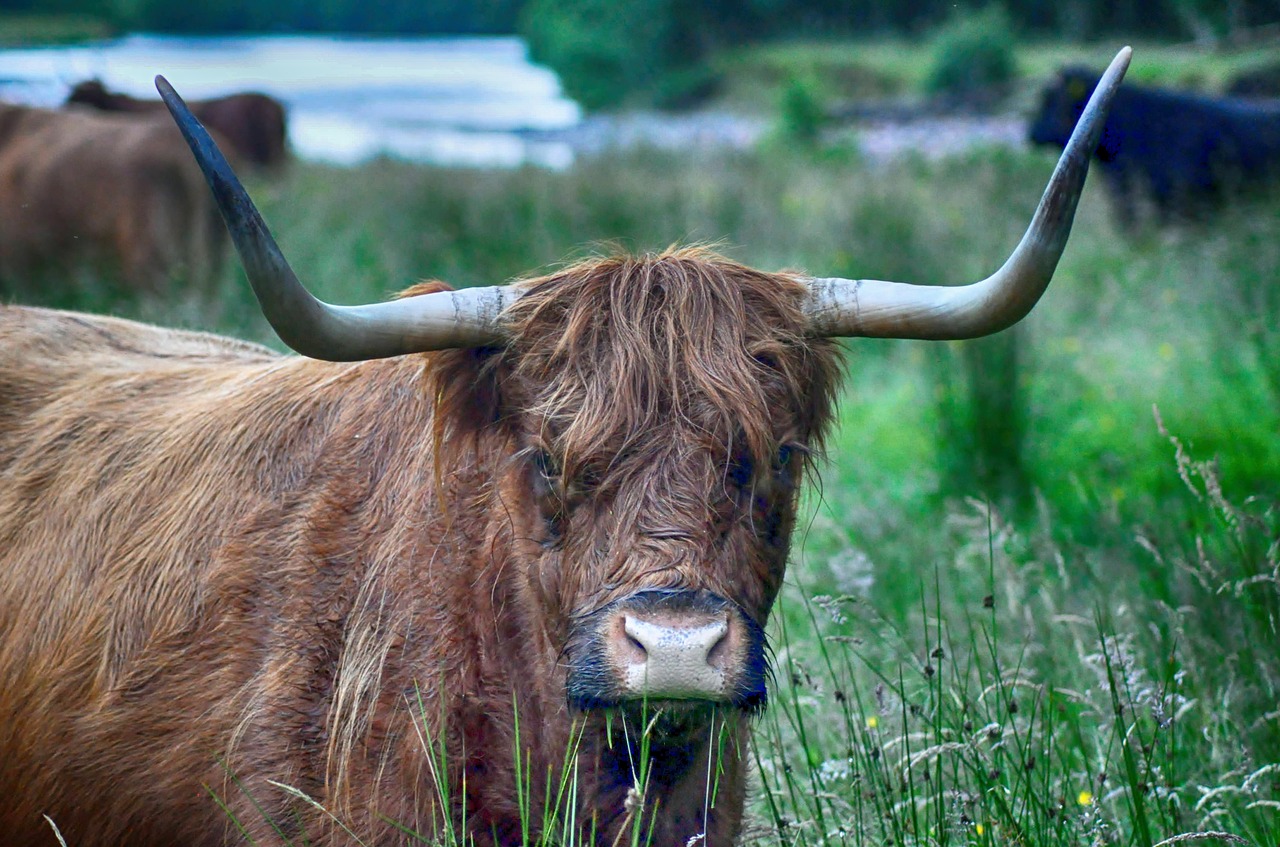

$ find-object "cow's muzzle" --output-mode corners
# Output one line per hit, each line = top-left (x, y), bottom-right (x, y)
(565, 589), (768, 712)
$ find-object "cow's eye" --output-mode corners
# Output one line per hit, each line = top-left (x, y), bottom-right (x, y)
(529, 450), (564, 545)
(775, 443), (807, 487)
(727, 451), (753, 488)
(533, 449), (560, 484)
(540, 503), (564, 547)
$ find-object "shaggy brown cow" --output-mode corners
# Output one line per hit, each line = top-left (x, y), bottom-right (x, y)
(67, 79), (288, 171)
(0, 49), (1130, 847)
(0, 102), (228, 290)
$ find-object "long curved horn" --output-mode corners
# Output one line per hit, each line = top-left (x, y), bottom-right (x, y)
(804, 46), (1131, 339)
(156, 76), (518, 361)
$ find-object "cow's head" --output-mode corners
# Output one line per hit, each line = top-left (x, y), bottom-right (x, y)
(464, 250), (841, 714)
(155, 47), (1129, 717)
(66, 79), (115, 109)
(1029, 66), (1113, 158)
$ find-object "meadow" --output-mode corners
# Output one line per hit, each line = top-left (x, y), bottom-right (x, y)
(9, 138), (1279, 845)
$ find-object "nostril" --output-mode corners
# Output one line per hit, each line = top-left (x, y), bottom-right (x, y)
(626, 633), (647, 657)
(620, 615), (649, 663)
(704, 619), (730, 667)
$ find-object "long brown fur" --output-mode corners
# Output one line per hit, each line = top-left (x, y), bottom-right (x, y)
(0, 102), (230, 290)
(0, 247), (840, 846)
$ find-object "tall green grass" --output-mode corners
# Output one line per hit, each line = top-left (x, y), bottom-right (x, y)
(9, 142), (1277, 844)
(758, 435), (1278, 845)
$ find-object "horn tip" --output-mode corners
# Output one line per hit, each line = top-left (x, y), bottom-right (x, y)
(1105, 47), (1133, 81)
(155, 75), (183, 110)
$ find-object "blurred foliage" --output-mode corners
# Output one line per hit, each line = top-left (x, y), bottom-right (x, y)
(520, 0), (694, 109)
(1, 0), (1276, 41)
(933, 331), (1031, 513)
(520, 0), (1279, 110)
(4, 0), (1279, 109)
(0, 12), (115, 45)
(774, 73), (828, 145)
(0, 0), (523, 34)
(519, 0), (764, 109)
(924, 6), (1019, 103)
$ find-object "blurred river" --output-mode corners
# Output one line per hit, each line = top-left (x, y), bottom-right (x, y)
(0, 34), (584, 168)
(0, 33), (1029, 169)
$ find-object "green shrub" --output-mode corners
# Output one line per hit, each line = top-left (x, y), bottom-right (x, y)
(775, 74), (828, 145)
(649, 64), (721, 111)
(0, 12), (115, 45)
(521, 0), (686, 110)
(924, 6), (1018, 103)
(932, 330), (1030, 512)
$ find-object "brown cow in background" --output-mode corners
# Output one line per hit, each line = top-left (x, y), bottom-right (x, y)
(67, 79), (288, 171)
(0, 102), (228, 291)
(0, 51), (1130, 847)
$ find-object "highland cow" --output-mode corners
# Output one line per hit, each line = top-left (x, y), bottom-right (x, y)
(1227, 62), (1280, 100)
(68, 79), (288, 172)
(0, 49), (1130, 847)
(0, 102), (228, 290)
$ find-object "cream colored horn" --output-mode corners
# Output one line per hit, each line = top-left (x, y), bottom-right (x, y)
(804, 46), (1131, 339)
(157, 75), (518, 361)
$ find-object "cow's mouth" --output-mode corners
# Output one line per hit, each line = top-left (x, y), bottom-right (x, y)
(607, 698), (755, 732)
(565, 589), (769, 714)
(577, 700), (748, 797)
(569, 687), (767, 715)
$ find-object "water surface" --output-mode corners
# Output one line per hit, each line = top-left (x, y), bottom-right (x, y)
(0, 34), (582, 167)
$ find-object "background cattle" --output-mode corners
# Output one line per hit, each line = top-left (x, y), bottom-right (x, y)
(67, 79), (289, 172)
(0, 102), (229, 291)
(1226, 61), (1280, 100)
(1029, 66), (1280, 227)
(0, 52), (1128, 847)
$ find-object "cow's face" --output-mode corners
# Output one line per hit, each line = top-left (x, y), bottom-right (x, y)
(452, 251), (840, 716)
(1029, 68), (1097, 148)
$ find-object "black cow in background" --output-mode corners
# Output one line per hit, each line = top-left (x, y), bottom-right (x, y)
(1030, 66), (1280, 228)
(1227, 62), (1280, 100)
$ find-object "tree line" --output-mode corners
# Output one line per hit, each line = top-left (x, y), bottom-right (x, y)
(0, 0), (522, 34)
(6, 0), (1277, 41)
(4, 0), (1277, 108)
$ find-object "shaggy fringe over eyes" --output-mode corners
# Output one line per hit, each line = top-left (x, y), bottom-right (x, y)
(426, 247), (843, 492)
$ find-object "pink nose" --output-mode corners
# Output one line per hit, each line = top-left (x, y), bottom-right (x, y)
(610, 611), (731, 699)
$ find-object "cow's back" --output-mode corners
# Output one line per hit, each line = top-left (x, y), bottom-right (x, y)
(61, 85), (289, 171)
(199, 93), (289, 169)
(0, 104), (230, 289)
(0, 306), (450, 845)
(0, 305), (276, 453)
